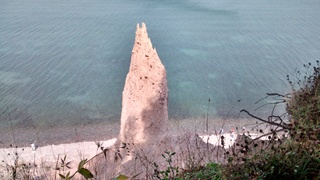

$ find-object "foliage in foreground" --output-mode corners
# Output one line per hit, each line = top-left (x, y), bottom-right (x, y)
(1, 63), (319, 179)
(179, 162), (221, 180)
(151, 151), (221, 180)
(220, 62), (320, 180)
(58, 155), (93, 180)
(164, 62), (319, 180)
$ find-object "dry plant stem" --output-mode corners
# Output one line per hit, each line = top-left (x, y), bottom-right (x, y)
(254, 101), (284, 111)
(54, 154), (60, 180)
(250, 129), (286, 143)
(8, 112), (16, 144)
(206, 99), (210, 132)
(255, 93), (289, 104)
(240, 109), (289, 129)
(254, 93), (291, 117)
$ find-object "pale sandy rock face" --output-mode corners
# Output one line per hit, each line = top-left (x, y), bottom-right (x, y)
(119, 22), (168, 145)
(86, 23), (222, 179)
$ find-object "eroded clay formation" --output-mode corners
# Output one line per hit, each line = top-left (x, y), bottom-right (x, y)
(119, 22), (168, 144)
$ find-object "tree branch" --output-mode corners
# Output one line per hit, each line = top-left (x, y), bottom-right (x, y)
(240, 109), (289, 130)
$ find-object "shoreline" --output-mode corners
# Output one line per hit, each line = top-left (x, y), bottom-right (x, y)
(0, 131), (267, 178)
(0, 117), (270, 178)
(0, 117), (261, 148)
(0, 121), (120, 148)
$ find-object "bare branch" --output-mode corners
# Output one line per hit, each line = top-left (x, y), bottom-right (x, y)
(240, 109), (289, 130)
(250, 129), (286, 144)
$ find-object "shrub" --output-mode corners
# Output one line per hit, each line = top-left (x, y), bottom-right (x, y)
(222, 62), (320, 179)
(179, 162), (221, 180)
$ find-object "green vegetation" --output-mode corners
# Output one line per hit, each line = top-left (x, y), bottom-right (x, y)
(179, 162), (221, 180)
(154, 151), (180, 179)
(215, 62), (319, 179)
(58, 156), (93, 180)
(153, 62), (320, 179)
(1, 62), (319, 179)
(1, 150), (93, 180)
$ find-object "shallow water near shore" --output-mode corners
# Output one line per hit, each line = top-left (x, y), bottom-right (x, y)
(0, 0), (320, 141)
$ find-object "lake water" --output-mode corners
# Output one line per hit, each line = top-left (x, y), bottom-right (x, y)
(1, 0), (320, 130)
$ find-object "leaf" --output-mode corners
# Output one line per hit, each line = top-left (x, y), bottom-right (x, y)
(66, 172), (71, 180)
(59, 174), (66, 179)
(60, 155), (67, 165)
(118, 153), (123, 160)
(103, 148), (109, 159)
(95, 141), (101, 148)
(66, 162), (72, 169)
(115, 153), (119, 162)
(78, 168), (94, 179)
(153, 162), (158, 168)
(121, 142), (126, 148)
(117, 175), (128, 180)
(78, 159), (87, 170)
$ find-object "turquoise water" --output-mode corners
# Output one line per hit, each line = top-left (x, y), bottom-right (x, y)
(0, 0), (320, 129)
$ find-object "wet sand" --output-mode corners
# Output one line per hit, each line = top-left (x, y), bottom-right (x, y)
(0, 121), (120, 148)
(0, 117), (261, 148)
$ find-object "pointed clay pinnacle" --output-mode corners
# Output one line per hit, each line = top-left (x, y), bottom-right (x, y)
(119, 23), (168, 144)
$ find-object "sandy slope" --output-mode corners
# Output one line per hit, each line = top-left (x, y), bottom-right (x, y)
(0, 131), (266, 178)
(0, 138), (117, 178)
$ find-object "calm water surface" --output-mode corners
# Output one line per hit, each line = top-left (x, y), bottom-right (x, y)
(0, 0), (320, 130)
